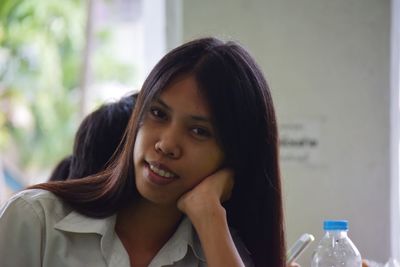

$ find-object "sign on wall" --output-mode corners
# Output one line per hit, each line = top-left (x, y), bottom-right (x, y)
(279, 119), (323, 166)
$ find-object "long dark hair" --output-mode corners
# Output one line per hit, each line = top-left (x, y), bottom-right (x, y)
(68, 94), (137, 179)
(49, 94), (137, 182)
(31, 37), (285, 267)
(49, 156), (72, 181)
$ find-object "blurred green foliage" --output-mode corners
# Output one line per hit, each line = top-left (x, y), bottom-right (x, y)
(0, 0), (84, 171)
(0, 0), (136, 176)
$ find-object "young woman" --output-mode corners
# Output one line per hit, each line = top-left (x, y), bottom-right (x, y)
(0, 37), (285, 267)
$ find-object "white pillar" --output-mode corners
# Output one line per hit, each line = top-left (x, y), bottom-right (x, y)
(390, 0), (400, 260)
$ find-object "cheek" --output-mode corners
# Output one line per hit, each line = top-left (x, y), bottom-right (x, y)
(133, 129), (146, 163)
(134, 125), (159, 165)
(208, 149), (225, 171)
(189, 146), (225, 178)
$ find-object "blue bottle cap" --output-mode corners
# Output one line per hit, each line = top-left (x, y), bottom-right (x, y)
(323, 220), (349, 230)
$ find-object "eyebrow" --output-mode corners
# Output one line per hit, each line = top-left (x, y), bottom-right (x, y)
(155, 98), (212, 123)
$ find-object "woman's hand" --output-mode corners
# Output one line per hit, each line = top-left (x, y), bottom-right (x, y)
(177, 169), (245, 267)
(177, 168), (234, 220)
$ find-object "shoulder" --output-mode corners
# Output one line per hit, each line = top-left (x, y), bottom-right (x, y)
(0, 189), (72, 223)
(3, 189), (64, 209)
(7, 188), (57, 202)
(0, 189), (73, 267)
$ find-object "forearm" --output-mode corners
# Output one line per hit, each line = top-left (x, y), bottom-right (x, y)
(188, 204), (245, 267)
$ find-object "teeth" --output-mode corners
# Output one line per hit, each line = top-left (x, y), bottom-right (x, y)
(149, 164), (175, 178)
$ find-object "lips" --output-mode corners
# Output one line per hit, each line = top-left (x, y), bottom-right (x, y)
(148, 162), (178, 178)
(144, 161), (179, 186)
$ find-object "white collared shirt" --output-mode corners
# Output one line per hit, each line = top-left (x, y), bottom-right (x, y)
(0, 189), (253, 267)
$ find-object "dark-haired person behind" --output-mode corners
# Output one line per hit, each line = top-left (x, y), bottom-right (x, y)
(49, 94), (138, 181)
(0, 38), (285, 267)
(49, 156), (72, 181)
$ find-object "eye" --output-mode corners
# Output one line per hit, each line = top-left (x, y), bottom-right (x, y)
(191, 127), (212, 139)
(149, 107), (167, 120)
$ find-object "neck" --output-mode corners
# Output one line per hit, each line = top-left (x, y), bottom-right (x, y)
(115, 197), (183, 252)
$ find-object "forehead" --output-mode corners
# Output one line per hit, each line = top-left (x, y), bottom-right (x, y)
(156, 75), (211, 117)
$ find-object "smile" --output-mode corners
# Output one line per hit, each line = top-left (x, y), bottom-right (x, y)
(148, 163), (178, 179)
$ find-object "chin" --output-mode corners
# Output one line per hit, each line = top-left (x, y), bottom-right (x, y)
(135, 179), (177, 207)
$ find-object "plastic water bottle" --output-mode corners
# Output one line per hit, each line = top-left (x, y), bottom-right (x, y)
(311, 220), (362, 267)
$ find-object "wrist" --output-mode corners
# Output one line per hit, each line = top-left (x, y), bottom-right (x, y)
(187, 205), (245, 267)
(188, 202), (227, 232)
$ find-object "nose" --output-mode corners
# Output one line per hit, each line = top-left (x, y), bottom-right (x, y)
(154, 126), (182, 159)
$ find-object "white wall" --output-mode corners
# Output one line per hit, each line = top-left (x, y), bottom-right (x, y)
(168, 0), (392, 264)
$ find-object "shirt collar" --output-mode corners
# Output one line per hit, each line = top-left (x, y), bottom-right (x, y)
(54, 211), (206, 264)
(54, 210), (118, 260)
(148, 216), (206, 267)
(54, 210), (116, 236)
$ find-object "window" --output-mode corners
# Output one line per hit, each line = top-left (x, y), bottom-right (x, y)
(0, 0), (170, 202)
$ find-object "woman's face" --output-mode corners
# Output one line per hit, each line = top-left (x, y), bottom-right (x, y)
(133, 75), (225, 206)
